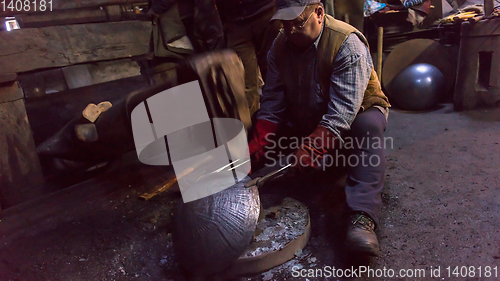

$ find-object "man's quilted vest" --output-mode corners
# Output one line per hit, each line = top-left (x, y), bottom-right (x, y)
(274, 14), (391, 112)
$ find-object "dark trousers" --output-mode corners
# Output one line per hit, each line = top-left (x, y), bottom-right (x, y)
(263, 107), (388, 225)
(343, 107), (387, 225)
(224, 7), (281, 116)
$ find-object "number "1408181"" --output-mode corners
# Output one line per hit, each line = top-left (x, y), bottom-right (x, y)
(1, 0), (53, 12)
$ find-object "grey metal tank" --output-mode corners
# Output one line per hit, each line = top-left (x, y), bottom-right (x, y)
(390, 63), (445, 111)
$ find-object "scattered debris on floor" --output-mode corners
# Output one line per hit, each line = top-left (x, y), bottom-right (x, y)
(1, 105), (499, 281)
(242, 198), (308, 258)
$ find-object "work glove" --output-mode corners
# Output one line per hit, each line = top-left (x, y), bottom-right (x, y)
(290, 125), (339, 174)
(248, 119), (280, 172)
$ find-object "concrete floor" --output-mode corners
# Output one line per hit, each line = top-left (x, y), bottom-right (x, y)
(0, 103), (499, 280)
(373, 104), (500, 280)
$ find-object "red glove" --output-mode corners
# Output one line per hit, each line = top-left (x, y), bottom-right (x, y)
(291, 125), (340, 174)
(248, 119), (280, 171)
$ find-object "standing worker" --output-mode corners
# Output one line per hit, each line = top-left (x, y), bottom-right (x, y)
(144, 0), (224, 85)
(248, 0), (391, 256)
(216, 0), (281, 116)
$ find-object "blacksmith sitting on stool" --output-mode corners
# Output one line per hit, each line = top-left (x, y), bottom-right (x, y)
(248, 0), (391, 256)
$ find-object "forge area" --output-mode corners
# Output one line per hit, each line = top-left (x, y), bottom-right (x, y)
(1, 104), (499, 280)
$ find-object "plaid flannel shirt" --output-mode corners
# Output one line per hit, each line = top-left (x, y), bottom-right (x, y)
(258, 28), (375, 142)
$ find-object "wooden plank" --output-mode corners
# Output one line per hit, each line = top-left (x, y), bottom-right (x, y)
(0, 0), (146, 17)
(18, 58), (141, 98)
(0, 21), (152, 75)
(17, 4), (149, 28)
(86, 58), (141, 84)
(0, 73), (17, 85)
(0, 78), (23, 103)
(0, 82), (44, 209)
(461, 18), (500, 37)
(18, 8), (108, 28)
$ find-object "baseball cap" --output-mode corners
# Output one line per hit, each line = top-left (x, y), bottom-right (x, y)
(271, 0), (321, 21)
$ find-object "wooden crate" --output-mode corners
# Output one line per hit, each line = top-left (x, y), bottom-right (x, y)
(454, 18), (500, 110)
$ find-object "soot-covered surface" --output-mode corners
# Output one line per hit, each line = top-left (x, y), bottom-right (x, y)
(241, 197), (309, 258)
(1, 104), (499, 280)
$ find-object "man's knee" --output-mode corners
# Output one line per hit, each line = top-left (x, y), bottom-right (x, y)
(351, 108), (386, 138)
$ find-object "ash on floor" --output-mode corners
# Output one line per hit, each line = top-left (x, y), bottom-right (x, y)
(241, 198), (309, 258)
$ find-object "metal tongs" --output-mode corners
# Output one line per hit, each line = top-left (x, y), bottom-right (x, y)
(244, 163), (292, 188)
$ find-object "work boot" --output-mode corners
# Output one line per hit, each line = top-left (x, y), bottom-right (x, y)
(345, 212), (379, 257)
